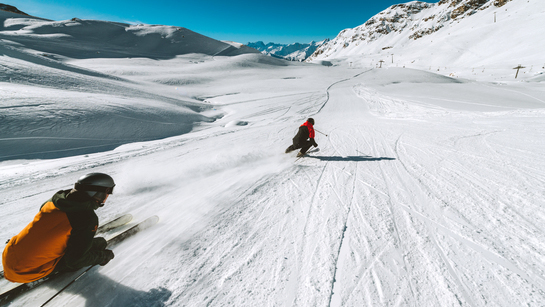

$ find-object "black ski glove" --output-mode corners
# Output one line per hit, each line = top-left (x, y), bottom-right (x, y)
(92, 237), (108, 251)
(99, 249), (115, 266)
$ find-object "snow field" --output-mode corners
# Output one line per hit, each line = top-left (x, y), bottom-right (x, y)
(1, 28), (545, 306)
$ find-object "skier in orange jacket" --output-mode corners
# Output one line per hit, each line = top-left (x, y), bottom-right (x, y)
(2, 173), (116, 283)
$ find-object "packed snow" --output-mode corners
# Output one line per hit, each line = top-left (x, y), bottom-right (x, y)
(1, 2), (545, 307)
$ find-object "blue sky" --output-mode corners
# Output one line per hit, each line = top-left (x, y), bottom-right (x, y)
(7, 0), (439, 44)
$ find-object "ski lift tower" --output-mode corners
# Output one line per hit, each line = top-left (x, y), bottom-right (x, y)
(513, 64), (525, 79)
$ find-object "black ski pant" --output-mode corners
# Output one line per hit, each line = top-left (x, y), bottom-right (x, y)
(286, 140), (313, 155)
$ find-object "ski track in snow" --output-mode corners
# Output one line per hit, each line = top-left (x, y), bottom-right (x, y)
(1, 54), (545, 306)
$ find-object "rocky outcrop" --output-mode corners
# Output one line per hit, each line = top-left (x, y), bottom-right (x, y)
(440, 0), (512, 19)
(493, 0), (512, 7)
(449, 0), (489, 19)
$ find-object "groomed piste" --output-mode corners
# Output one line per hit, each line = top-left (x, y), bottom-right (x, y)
(1, 1), (545, 306)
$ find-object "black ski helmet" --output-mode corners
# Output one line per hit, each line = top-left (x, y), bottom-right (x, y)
(307, 118), (315, 125)
(75, 173), (115, 203)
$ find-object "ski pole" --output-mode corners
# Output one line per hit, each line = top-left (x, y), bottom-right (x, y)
(315, 129), (328, 137)
(40, 265), (96, 307)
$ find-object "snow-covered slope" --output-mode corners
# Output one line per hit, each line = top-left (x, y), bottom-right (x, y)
(0, 8), (264, 160)
(2, 58), (544, 306)
(307, 0), (544, 80)
(1, 3), (545, 307)
(248, 40), (328, 61)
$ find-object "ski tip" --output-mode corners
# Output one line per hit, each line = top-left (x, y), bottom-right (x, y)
(140, 215), (160, 227)
(147, 215), (159, 223)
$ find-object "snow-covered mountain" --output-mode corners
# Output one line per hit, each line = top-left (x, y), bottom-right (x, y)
(248, 40), (328, 61)
(0, 3), (29, 15)
(0, 6), (259, 59)
(307, 0), (544, 79)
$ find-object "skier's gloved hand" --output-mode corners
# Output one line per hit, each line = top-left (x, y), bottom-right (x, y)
(92, 237), (108, 251)
(99, 249), (115, 266)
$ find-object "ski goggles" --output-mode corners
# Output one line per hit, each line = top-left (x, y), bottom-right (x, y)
(75, 183), (115, 194)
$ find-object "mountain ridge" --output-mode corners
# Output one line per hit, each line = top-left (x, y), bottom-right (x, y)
(0, 6), (260, 59)
(305, 0), (543, 80)
(247, 40), (329, 61)
(0, 3), (30, 16)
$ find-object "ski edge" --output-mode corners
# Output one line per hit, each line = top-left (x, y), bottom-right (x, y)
(107, 215), (159, 247)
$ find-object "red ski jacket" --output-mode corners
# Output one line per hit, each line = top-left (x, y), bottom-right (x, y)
(292, 121), (317, 146)
(301, 121), (315, 138)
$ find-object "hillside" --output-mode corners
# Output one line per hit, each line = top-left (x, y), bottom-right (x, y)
(307, 0), (544, 81)
(0, 8), (266, 160)
(0, 10), (259, 59)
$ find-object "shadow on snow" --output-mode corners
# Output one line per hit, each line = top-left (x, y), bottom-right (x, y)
(52, 271), (172, 307)
(307, 156), (396, 162)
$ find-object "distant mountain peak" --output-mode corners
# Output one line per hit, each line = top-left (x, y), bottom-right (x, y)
(0, 3), (29, 16)
(247, 40), (329, 61)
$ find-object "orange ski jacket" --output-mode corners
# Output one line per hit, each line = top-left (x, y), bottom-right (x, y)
(2, 190), (99, 283)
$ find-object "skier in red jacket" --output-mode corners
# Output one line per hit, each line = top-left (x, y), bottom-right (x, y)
(285, 118), (318, 157)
